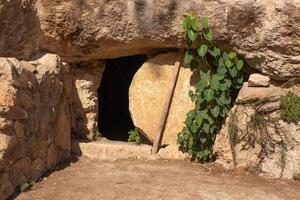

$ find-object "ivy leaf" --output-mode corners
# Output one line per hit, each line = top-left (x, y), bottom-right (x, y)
(190, 122), (199, 134)
(210, 125), (216, 134)
(229, 51), (237, 59)
(195, 112), (203, 126)
(230, 67), (238, 77)
(225, 59), (233, 68)
(213, 73), (224, 81)
(211, 106), (220, 118)
(203, 123), (210, 134)
(220, 83), (228, 91)
(183, 15), (191, 31)
(186, 110), (196, 118)
(184, 50), (193, 64)
(225, 79), (232, 88)
(196, 97), (205, 109)
(218, 58), (225, 68)
(201, 17), (209, 29)
(185, 116), (193, 126)
(219, 95), (231, 105)
(191, 17), (198, 31)
(195, 79), (205, 91)
(188, 30), (198, 42)
(217, 66), (227, 75)
(236, 75), (244, 85)
(200, 71), (210, 83)
(189, 90), (194, 97)
(204, 30), (213, 42)
(200, 110), (209, 120)
(236, 59), (244, 70)
(198, 45), (208, 57)
(223, 52), (229, 60)
(211, 76), (220, 90)
(204, 89), (214, 101)
(189, 90), (197, 102)
(209, 47), (221, 57)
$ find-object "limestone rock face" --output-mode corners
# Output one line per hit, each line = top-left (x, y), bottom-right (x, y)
(71, 61), (105, 139)
(213, 82), (300, 179)
(248, 73), (271, 87)
(0, 0), (299, 80)
(0, 54), (72, 199)
(129, 52), (194, 145)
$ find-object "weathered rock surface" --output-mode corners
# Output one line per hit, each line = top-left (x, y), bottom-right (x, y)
(0, 54), (72, 199)
(0, 0), (299, 80)
(214, 81), (300, 179)
(129, 52), (194, 145)
(71, 61), (105, 140)
(248, 73), (271, 87)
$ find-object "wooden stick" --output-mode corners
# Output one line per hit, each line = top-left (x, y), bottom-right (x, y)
(152, 49), (185, 154)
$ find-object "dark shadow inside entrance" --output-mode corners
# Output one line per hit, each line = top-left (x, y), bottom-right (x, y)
(98, 55), (147, 141)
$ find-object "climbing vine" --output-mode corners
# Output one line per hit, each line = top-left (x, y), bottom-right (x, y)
(177, 13), (244, 162)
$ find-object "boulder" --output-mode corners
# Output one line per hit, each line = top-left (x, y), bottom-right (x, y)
(0, 0), (299, 80)
(236, 82), (286, 104)
(248, 73), (271, 87)
(129, 52), (194, 145)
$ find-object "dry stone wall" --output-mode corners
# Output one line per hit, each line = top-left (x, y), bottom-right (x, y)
(0, 54), (72, 199)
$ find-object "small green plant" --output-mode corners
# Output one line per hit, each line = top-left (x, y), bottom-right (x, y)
(280, 92), (300, 123)
(128, 128), (146, 145)
(177, 13), (244, 162)
(19, 182), (33, 192)
(293, 170), (300, 181)
(228, 111), (239, 146)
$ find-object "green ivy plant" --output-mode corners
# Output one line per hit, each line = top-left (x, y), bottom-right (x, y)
(128, 128), (147, 145)
(177, 13), (244, 162)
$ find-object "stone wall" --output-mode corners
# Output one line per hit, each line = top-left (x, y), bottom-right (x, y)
(213, 77), (300, 179)
(0, 54), (72, 199)
(70, 61), (105, 140)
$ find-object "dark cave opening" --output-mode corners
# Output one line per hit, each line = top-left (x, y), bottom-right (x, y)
(98, 55), (147, 141)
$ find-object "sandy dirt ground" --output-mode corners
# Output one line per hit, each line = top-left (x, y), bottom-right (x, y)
(14, 156), (300, 200)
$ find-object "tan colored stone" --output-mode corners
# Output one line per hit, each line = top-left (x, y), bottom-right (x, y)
(0, 82), (16, 107)
(0, 134), (10, 159)
(129, 52), (194, 145)
(236, 82), (287, 104)
(157, 145), (188, 160)
(248, 73), (270, 87)
(213, 105), (261, 169)
(71, 61), (105, 139)
(0, 117), (13, 130)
